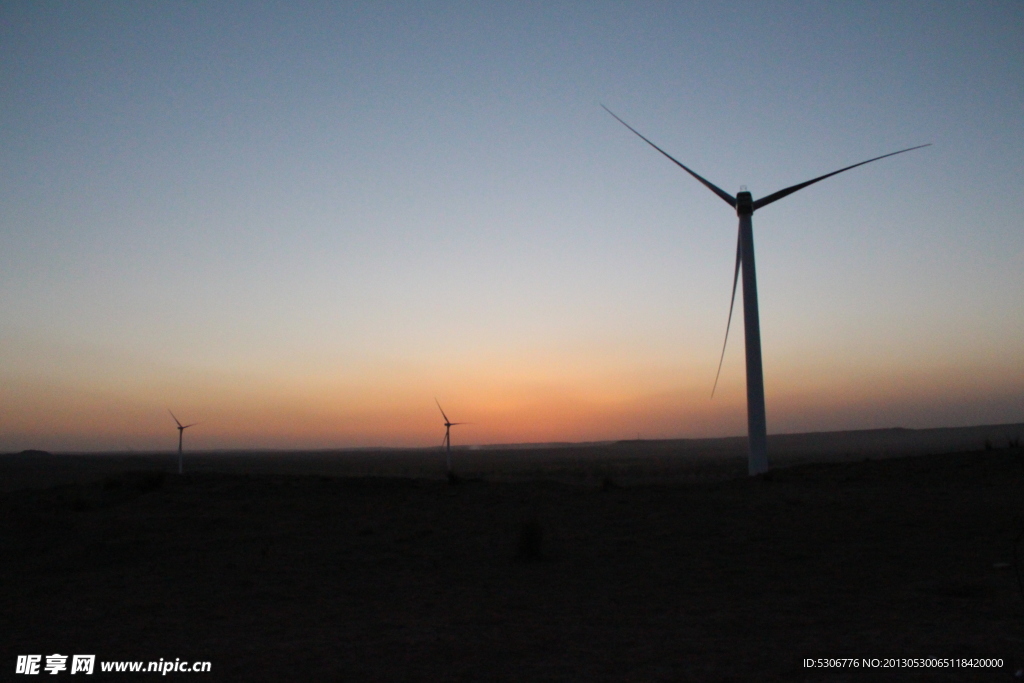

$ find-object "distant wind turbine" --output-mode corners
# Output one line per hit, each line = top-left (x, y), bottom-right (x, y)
(169, 410), (197, 475)
(435, 399), (467, 481)
(603, 105), (929, 476)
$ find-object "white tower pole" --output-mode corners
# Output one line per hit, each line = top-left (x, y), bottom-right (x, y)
(737, 198), (768, 475)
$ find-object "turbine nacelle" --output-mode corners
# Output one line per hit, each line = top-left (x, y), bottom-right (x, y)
(169, 410), (196, 431)
(736, 191), (753, 216)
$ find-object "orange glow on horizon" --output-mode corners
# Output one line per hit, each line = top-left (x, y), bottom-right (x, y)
(3, 329), (1020, 452)
(4, 354), (1021, 453)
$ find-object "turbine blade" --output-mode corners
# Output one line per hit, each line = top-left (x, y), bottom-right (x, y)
(602, 105), (736, 208)
(751, 144), (931, 212)
(434, 398), (450, 424)
(711, 227), (743, 399)
(168, 409), (183, 428)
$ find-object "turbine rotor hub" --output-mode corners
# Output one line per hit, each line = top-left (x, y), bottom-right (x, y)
(736, 191), (753, 216)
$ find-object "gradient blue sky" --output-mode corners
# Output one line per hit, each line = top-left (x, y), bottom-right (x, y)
(2, 2), (1022, 452)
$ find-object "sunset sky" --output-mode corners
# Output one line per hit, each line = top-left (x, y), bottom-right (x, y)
(2, 2), (1022, 452)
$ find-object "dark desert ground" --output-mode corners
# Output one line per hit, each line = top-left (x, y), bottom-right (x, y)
(3, 424), (1024, 681)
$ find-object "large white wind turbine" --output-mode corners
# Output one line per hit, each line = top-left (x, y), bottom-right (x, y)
(604, 106), (929, 475)
(169, 410), (197, 475)
(435, 399), (467, 481)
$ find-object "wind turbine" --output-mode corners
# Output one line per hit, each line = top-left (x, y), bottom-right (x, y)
(169, 410), (197, 475)
(435, 399), (467, 481)
(603, 105), (929, 476)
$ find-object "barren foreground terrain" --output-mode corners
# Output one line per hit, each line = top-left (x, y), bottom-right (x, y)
(3, 436), (1024, 680)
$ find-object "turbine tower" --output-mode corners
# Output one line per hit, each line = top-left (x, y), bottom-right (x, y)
(435, 399), (466, 481)
(604, 106), (929, 476)
(169, 410), (197, 475)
